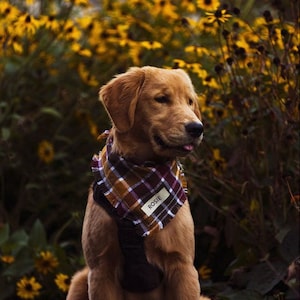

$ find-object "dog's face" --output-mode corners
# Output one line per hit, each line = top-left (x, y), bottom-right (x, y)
(99, 66), (203, 161)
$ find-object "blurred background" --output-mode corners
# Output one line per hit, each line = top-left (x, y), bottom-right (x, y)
(0, 0), (299, 299)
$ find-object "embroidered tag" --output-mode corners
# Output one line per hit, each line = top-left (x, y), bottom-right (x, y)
(141, 188), (170, 216)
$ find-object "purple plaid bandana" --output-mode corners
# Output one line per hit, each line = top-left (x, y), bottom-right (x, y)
(91, 137), (187, 237)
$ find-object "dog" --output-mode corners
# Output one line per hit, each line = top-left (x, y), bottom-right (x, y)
(67, 66), (210, 300)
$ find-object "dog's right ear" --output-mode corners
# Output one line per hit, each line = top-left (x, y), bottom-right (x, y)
(99, 67), (145, 133)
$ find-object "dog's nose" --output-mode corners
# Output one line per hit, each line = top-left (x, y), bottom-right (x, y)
(185, 122), (203, 138)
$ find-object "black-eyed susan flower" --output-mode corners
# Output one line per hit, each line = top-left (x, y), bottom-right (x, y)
(55, 273), (70, 292)
(16, 277), (42, 299)
(152, 0), (179, 20)
(61, 20), (82, 41)
(78, 63), (98, 86)
(87, 119), (99, 139)
(65, 0), (90, 6)
(37, 140), (54, 164)
(0, 2), (20, 22)
(185, 45), (210, 56)
(13, 13), (41, 36)
(139, 41), (162, 50)
(0, 255), (15, 264)
(197, 0), (220, 11)
(71, 42), (92, 57)
(203, 75), (220, 89)
(181, 0), (197, 13)
(197, 18), (219, 35)
(40, 14), (60, 33)
(198, 265), (212, 280)
(35, 251), (58, 275)
(211, 148), (227, 175)
(206, 9), (231, 24)
(173, 59), (187, 68)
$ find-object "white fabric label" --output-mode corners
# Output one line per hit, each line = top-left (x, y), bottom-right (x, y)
(141, 187), (170, 216)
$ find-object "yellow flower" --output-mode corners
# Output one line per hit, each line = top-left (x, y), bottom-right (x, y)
(152, 0), (179, 20)
(197, 0), (220, 11)
(180, 0), (197, 12)
(13, 13), (41, 36)
(198, 265), (212, 280)
(38, 140), (54, 164)
(197, 17), (219, 35)
(128, 42), (142, 65)
(16, 277), (42, 299)
(206, 9), (231, 24)
(71, 42), (92, 57)
(250, 198), (260, 212)
(173, 59), (187, 68)
(65, 0), (90, 5)
(185, 46), (211, 57)
(211, 148), (226, 175)
(35, 251), (59, 275)
(0, 255), (15, 264)
(55, 273), (70, 292)
(139, 41), (162, 50)
(40, 15), (60, 33)
(0, 2), (20, 22)
(203, 75), (220, 89)
(78, 63), (98, 86)
(88, 119), (99, 139)
(61, 20), (82, 41)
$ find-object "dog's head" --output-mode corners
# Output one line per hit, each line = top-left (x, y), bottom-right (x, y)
(99, 66), (203, 162)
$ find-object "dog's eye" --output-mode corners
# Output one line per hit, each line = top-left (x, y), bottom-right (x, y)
(155, 95), (169, 103)
(188, 98), (193, 105)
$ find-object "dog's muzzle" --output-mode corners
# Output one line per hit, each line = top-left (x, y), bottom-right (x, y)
(185, 122), (203, 139)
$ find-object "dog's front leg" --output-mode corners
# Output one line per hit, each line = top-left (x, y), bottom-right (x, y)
(164, 263), (200, 300)
(82, 193), (124, 300)
(88, 267), (124, 300)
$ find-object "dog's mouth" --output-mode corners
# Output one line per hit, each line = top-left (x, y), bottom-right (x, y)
(154, 135), (196, 153)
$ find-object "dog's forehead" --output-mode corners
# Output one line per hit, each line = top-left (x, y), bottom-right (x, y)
(143, 69), (195, 94)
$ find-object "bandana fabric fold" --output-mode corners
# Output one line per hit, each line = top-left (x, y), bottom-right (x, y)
(91, 138), (187, 237)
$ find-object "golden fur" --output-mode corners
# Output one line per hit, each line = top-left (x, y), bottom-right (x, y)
(67, 66), (210, 300)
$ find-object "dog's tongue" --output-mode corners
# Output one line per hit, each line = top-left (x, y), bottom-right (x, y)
(183, 144), (194, 151)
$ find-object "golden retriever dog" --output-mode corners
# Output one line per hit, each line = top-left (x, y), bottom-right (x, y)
(67, 66), (210, 300)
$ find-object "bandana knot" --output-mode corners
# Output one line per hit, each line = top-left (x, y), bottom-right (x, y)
(91, 137), (187, 237)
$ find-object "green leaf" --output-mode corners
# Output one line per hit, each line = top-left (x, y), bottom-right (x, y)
(217, 289), (264, 300)
(1, 128), (10, 141)
(0, 224), (9, 246)
(247, 261), (287, 295)
(29, 219), (47, 249)
(2, 257), (34, 277)
(40, 107), (62, 119)
(275, 226), (291, 243)
(279, 227), (299, 262)
(10, 229), (29, 247)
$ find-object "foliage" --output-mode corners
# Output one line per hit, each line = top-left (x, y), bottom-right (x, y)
(0, 220), (81, 300)
(0, 0), (299, 299)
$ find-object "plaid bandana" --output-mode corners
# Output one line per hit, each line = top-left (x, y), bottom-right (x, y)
(91, 137), (187, 237)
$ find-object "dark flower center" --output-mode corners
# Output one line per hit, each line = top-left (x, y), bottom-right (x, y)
(25, 15), (31, 23)
(215, 10), (222, 18)
(25, 283), (33, 291)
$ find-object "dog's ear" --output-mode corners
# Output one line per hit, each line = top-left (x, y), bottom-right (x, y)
(99, 67), (145, 133)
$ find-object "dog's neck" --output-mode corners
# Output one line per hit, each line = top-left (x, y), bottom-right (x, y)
(109, 129), (170, 165)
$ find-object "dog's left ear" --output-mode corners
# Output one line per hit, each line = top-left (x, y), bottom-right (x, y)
(99, 67), (145, 133)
